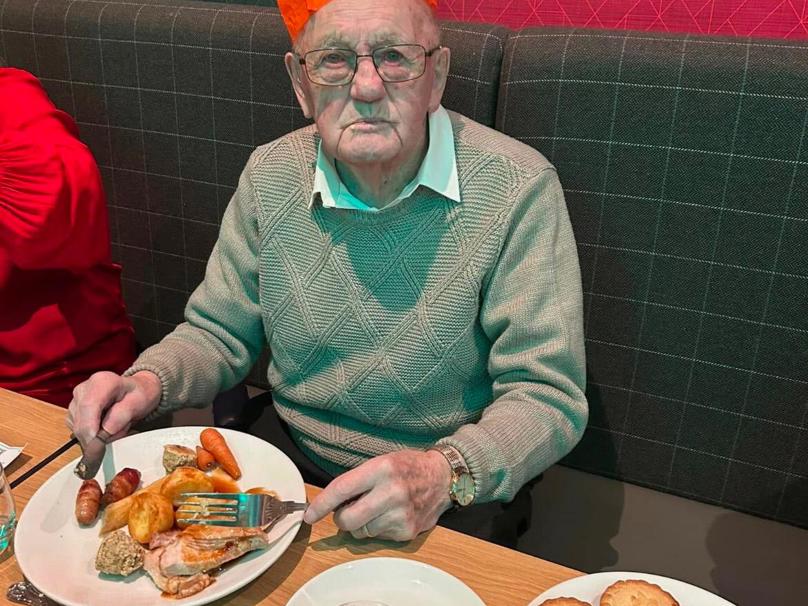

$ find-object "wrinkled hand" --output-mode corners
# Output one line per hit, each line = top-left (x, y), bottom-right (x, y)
(66, 370), (162, 448)
(303, 449), (453, 542)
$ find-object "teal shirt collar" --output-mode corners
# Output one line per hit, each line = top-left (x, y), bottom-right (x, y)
(310, 105), (461, 212)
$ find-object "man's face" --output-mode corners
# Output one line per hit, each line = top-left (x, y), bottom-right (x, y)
(284, 0), (449, 171)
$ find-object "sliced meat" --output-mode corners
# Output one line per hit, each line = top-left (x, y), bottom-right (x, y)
(149, 529), (181, 550)
(143, 545), (213, 598)
(167, 573), (214, 598)
(160, 526), (269, 576)
(143, 547), (170, 592)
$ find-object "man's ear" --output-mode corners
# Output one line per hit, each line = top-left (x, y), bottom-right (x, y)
(428, 46), (450, 113)
(285, 51), (313, 119)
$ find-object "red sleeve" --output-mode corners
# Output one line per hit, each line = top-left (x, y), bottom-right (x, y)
(0, 68), (110, 269)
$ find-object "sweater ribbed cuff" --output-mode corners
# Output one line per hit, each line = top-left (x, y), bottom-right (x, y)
(437, 425), (501, 503)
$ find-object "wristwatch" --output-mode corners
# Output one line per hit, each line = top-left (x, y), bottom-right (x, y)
(428, 444), (475, 507)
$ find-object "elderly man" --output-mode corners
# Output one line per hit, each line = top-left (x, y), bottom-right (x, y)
(68, 0), (587, 543)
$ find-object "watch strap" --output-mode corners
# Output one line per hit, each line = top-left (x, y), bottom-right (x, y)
(430, 444), (467, 475)
(428, 444), (474, 507)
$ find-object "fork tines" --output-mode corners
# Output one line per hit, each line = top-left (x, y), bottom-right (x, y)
(175, 492), (307, 529)
(175, 493), (241, 505)
(175, 493), (244, 526)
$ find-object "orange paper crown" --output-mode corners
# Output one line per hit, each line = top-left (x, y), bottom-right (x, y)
(278, 0), (438, 42)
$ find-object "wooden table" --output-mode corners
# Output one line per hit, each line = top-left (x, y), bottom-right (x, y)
(0, 388), (581, 605)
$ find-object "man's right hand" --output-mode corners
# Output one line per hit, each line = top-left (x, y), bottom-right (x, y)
(67, 370), (162, 449)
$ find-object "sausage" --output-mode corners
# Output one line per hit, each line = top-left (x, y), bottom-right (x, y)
(101, 468), (141, 506)
(76, 479), (102, 525)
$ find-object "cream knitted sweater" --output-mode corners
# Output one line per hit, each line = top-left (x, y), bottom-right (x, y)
(128, 111), (588, 503)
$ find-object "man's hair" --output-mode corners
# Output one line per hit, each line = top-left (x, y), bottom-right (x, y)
(293, 0), (441, 54)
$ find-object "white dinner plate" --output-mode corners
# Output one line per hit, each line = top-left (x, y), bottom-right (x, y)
(529, 571), (735, 605)
(287, 557), (485, 606)
(14, 426), (305, 606)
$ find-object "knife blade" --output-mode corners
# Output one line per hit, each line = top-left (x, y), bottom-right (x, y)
(9, 437), (78, 490)
(73, 428), (113, 480)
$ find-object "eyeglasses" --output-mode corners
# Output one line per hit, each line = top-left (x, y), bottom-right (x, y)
(298, 44), (441, 86)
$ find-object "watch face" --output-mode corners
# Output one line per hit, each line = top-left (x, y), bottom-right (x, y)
(452, 473), (475, 507)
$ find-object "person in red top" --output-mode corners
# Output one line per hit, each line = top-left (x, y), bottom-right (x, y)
(0, 66), (136, 406)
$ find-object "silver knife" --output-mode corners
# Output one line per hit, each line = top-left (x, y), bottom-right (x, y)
(73, 428), (112, 480)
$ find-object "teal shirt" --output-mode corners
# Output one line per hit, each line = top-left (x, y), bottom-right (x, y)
(311, 105), (460, 212)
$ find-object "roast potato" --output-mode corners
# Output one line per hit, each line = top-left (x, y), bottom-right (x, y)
(159, 467), (215, 503)
(100, 476), (167, 534)
(128, 492), (174, 544)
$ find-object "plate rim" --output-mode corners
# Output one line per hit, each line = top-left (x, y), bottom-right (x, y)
(14, 426), (305, 606)
(528, 570), (735, 606)
(287, 555), (486, 606)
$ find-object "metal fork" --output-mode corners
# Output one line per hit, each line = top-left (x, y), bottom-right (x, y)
(7, 579), (57, 606)
(175, 493), (307, 539)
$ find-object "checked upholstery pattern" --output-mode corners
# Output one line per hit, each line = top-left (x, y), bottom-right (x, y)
(498, 28), (808, 527)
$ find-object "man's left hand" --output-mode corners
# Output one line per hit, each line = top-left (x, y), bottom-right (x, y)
(303, 449), (454, 542)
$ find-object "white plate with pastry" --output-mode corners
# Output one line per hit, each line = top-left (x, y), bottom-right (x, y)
(14, 426), (306, 606)
(287, 557), (485, 606)
(529, 571), (735, 605)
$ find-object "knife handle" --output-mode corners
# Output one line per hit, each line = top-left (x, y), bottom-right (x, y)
(94, 429), (113, 444)
(73, 428), (114, 479)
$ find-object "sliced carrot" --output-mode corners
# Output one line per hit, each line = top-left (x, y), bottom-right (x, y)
(196, 446), (217, 471)
(199, 428), (241, 480)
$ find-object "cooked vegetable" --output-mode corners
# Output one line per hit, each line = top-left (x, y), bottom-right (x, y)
(101, 467), (141, 506)
(200, 428), (241, 480)
(159, 466), (215, 503)
(162, 444), (197, 474)
(76, 479), (102, 525)
(196, 446), (217, 472)
(128, 492), (174, 544)
(100, 476), (167, 534)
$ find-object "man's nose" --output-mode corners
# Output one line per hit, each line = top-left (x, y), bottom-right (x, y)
(350, 56), (385, 101)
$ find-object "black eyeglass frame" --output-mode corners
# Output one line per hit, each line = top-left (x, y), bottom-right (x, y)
(297, 44), (443, 86)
